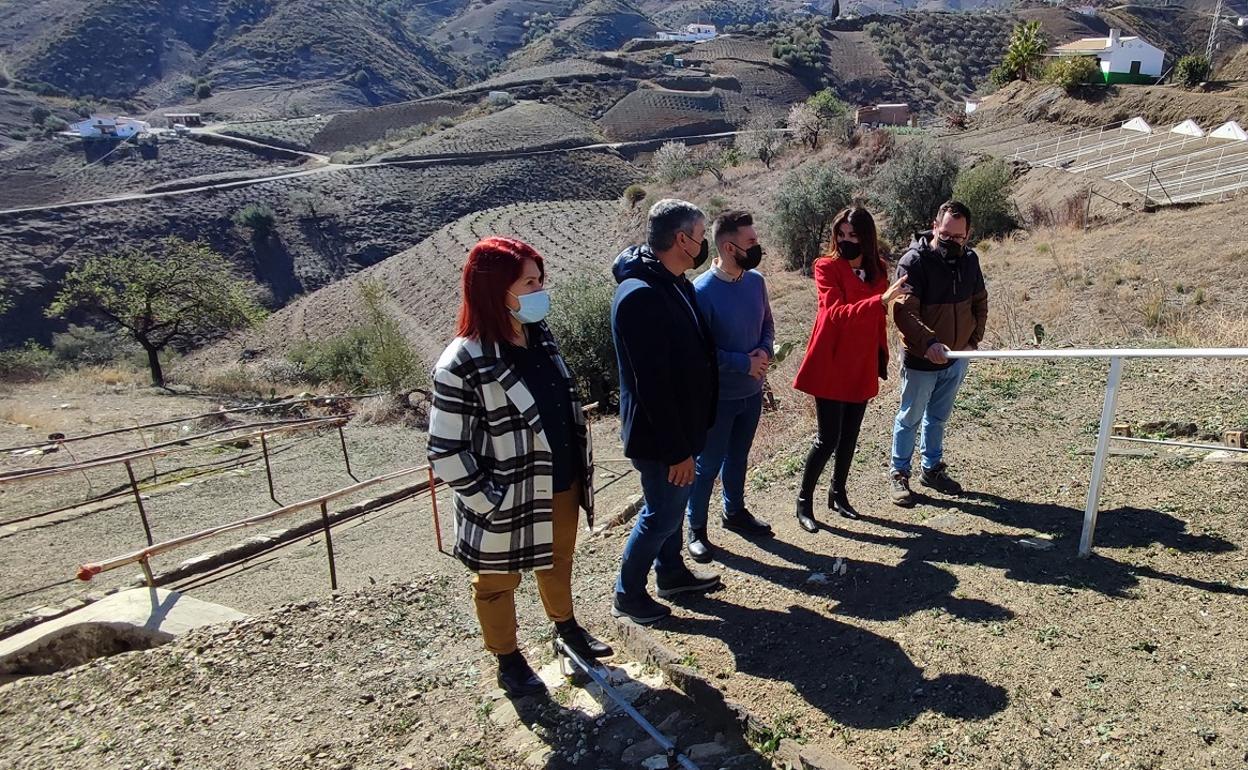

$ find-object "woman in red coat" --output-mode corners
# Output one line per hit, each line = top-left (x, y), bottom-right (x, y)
(791, 206), (909, 532)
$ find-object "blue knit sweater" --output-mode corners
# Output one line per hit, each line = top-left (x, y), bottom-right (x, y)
(693, 266), (775, 400)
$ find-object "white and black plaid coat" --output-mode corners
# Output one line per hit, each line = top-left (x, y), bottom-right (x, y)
(427, 323), (594, 574)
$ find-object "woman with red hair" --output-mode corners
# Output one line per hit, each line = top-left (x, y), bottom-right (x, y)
(428, 237), (608, 697)
(792, 207), (910, 532)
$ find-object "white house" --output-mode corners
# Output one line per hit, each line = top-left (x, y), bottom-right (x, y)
(657, 24), (717, 43)
(1051, 29), (1164, 84)
(69, 115), (151, 139)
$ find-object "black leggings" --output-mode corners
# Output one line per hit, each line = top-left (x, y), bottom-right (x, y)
(798, 398), (868, 499)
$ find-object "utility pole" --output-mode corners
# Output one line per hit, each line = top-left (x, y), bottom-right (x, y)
(1206, 0), (1224, 61)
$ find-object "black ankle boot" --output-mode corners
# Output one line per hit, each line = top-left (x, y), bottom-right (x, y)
(554, 617), (614, 660)
(496, 649), (546, 697)
(796, 495), (818, 533)
(830, 488), (860, 520)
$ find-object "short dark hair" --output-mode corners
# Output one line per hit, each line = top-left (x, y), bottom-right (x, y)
(935, 200), (972, 229)
(711, 210), (753, 245)
(647, 198), (704, 252)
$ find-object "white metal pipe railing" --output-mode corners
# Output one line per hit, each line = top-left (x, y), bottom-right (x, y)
(945, 347), (1248, 557)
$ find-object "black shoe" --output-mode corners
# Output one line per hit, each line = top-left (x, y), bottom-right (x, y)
(920, 463), (963, 495)
(721, 508), (773, 537)
(829, 488), (860, 520)
(496, 650), (546, 697)
(655, 567), (721, 599)
(796, 496), (818, 533)
(889, 471), (914, 507)
(555, 617), (614, 660)
(687, 527), (714, 563)
(611, 592), (671, 625)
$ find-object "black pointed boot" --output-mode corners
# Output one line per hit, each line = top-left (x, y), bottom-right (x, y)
(830, 487), (860, 520)
(496, 649), (546, 697)
(796, 495), (818, 533)
(554, 617), (614, 660)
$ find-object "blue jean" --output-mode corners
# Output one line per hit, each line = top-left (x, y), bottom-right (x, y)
(615, 459), (692, 599)
(891, 358), (970, 474)
(687, 392), (763, 529)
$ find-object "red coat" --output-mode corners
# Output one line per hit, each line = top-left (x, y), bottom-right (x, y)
(792, 256), (890, 403)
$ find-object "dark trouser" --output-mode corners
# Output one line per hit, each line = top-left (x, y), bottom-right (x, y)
(798, 398), (868, 500)
(614, 459), (692, 599)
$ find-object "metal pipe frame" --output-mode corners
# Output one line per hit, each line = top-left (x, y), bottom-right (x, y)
(77, 465), (430, 581)
(1110, 435), (1248, 454)
(945, 347), (1248, 558)
(0, 392), (380, 454)
(553, 638), (701, 770)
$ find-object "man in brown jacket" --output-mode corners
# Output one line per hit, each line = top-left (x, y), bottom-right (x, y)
(888, 200), (988, 506)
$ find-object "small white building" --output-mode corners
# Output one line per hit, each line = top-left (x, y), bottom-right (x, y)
(69, 115), (151, 140)
(657, 24), (717, 43)
(1051, 29), (1164, 84)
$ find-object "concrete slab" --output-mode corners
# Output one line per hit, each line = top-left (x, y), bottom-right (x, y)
(0, 588), (246, 675)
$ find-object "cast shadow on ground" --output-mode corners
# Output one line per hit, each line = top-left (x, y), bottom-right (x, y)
(503, 666), (771, 770)
(714, 535), (1014, 623)
(832, 490), (1245, 598)
(664, 594), (1009, 730)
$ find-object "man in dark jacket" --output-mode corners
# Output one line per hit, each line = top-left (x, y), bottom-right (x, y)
(611, 198), (722, 625)
(888, 200), (988, 506)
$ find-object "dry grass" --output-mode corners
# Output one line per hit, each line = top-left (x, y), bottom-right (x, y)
(77, 366), (147, 387)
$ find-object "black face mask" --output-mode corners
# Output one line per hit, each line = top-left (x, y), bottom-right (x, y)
(735, 243), (763, 271)
(687, 236), (710, 270)
(837, 240), (862, 262)
(936, 237), (963, 260)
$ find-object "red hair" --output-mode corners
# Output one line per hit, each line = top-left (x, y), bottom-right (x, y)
(455, 237), (545, 343)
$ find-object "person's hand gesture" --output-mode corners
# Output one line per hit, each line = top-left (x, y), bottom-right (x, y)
(881, 276), (911, 306)
(669, 457), (695, 486)
(925, 342), (950, 365)
(748, 349), (769, 380)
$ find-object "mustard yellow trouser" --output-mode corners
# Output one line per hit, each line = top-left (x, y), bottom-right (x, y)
(471, 483), (580, 655)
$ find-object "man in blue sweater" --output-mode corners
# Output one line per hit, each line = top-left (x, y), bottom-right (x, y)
(685, 210), (775, 563)
(610, 199), (723, 625)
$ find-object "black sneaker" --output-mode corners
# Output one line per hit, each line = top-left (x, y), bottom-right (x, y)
(687, 527), (714, 563)
(496, 650), (546, 697)
(920, 463), (963, 495)
(656, 567), (722, 599)
(721, 508), (773, 537)
(890, 471), (914, 507)
(611, 592), (672, 625)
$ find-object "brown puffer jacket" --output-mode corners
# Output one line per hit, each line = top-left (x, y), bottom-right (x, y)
(890, 232), (988, 372)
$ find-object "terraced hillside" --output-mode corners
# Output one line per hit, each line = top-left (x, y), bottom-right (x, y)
(0, 134), (298, 209)
(208, 200), (629, 366)
(377, 102), (603, 160)
(0, 155), (639, 346)
(599, 86), (783, 140)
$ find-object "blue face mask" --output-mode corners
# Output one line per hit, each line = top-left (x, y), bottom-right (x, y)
(508, 289), (551, 324)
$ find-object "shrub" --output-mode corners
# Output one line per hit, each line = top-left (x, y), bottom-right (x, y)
(1175, 54), (1211, 88)
(41, 115), (69, 135)
(288, 280), (424, 394)
(233, 203), (276, 238)
(486, 91), (516, 108)
(770, 163), (855, 275)
(30, 105), (51, 125)
(0, 343), (60, 383)
(1043, 56), (1100, 92)
(195, 80), (212, 99)
(547, 278), (617, 409)
(952, 159), (1016, 239)
(870, 137), (961, 243)
(622, 184), (646, 207)
(51, 324), (139, 365)
(652, 141), (695, 184)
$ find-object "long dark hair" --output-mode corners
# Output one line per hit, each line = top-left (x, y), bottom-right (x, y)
(829, 206), (883, 285)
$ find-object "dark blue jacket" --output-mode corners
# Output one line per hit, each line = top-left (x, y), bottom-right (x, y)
(611, 245), (718, 465)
